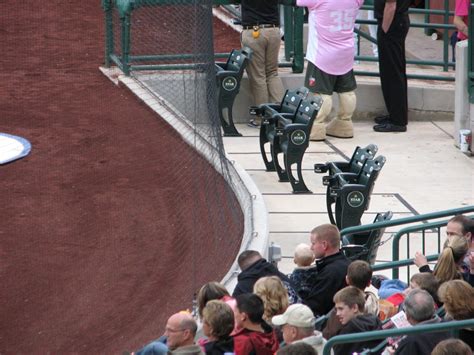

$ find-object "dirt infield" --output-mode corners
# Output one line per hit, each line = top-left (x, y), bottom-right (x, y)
(0, 1), (242, 353)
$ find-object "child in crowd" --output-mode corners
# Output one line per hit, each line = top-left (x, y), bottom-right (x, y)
(379, 272), (440, 321)
(323, 260), (378, 339)
(332, 286), (382, 355)
(287, 243), (315, 299)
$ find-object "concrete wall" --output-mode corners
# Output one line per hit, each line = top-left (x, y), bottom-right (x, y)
(231, 72), (455, 123)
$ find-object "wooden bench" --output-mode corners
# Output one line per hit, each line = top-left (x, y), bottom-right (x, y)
(327, 155), (386, 229)
(215, 47), (252, 136)
(271, 96), (322, 193)
(250, 87), (309, 171)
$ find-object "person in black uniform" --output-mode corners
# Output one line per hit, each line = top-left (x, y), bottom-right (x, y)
(373, 0), (411, 132)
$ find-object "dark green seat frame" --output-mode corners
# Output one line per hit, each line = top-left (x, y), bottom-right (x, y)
(341, 211), (393, 264)
(251, 87), (309, 171)
(271, 97), (322, 193)
(215, 47), (252, 136)
(328, 155), (386, 229)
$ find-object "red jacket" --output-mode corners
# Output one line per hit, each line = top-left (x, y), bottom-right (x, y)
(233, 324), (279, 355)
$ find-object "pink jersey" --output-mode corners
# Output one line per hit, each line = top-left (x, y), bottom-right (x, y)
(297, 0), (364, 75)
(455, 0), (469, 40)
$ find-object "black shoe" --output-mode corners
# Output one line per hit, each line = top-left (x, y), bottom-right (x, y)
(374, 115), (390, 124)
(371, 274), (389, 289)
(373, 122), (407, 132)
(247, 119), (261, 128)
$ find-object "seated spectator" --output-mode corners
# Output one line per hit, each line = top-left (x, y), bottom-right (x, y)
(195, 281), (241, 341)
(323, 260), (378, 339)
(301, 224), (350, 317)
(276, 342), (318, 355)
(254, 276), (289, 324)
(197, 282), (230, 320)
(331, 286), (382, 355)
(272, 303), (327, 355)
(415, 234), (472, 286)
(232, 250), (298, 303)
(415, 216), (474, 285)
(201, 300), (234, 355)
(379, 272), (441, 321)
(438, 280), (474, 350)
(385, 289), (450, 355)
(233, 293), (279, 355)
(288, 243), (316, 298)
(432, 339), (472, 355)
(135, 311), (198, 355)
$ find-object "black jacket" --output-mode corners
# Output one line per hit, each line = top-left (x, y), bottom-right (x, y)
(232, 259), (292, 297)
(204, 337), (234, 355)
(395, 317), (450, 355)
(301, 251), (350, 317)
(333, 314), (383, 355)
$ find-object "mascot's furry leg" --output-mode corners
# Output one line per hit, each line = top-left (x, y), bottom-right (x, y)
(326, 91), (356, 138)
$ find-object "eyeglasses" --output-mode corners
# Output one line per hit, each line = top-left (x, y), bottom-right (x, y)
(165, 327), (186, 333)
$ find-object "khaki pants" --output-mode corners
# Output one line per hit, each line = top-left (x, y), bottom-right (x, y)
(241, 27), (284, 106)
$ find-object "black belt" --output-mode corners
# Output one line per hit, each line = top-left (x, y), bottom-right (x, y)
(243, 24), (278, 30)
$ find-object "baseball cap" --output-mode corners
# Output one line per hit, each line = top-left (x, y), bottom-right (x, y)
(272, 304), (315, 328)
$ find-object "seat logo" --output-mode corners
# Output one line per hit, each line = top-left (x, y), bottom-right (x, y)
(347, 191), (365, 208)
(222, 77), (238, 91)
(291, 130), (306, 145)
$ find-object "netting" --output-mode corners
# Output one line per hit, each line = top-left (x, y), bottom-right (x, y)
(0, 0), (247, 352)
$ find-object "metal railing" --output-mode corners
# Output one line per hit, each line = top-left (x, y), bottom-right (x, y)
(340, 205), (474, 280)
(322, 319), (474, 355)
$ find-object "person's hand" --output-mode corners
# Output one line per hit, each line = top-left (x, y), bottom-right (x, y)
(382, 345), (396, 355)
(414, 251), (428, 268)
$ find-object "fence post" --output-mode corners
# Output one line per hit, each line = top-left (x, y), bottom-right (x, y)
(283, 5), (294, 62)
(120, 11), (131, 76)
(292, 6), (304, 73)
(102, 0), (114, 68)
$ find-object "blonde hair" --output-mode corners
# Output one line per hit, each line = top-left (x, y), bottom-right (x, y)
(294, 243), (314, 267)
(253, 276), (289, 323)
(438, 280), (474, 320)
(433, 235), (469, 284)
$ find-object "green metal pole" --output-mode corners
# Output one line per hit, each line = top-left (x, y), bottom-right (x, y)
(284, 5), (294, 62)
(425, 0), (431, 36)
(121, 12), (131, 76)
(442, 0), (449, 71)
(102, 0), (114, 68)
(292, 6), (304, 73)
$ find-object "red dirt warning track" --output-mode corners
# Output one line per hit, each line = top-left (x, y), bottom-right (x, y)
(0, 1), (242, 353)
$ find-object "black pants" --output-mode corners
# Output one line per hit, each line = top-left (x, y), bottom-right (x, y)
(377, 15), (410, 126)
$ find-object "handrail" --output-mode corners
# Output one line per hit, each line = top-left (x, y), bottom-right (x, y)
(371, 253), (439, 272)
(340, 205), (474, 238)
(322, 319), (474, 355)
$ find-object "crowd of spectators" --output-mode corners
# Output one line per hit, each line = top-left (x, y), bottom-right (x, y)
(132, 216), (473, 355)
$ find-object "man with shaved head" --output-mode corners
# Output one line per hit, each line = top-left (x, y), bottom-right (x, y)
(134, 311), (200, 355)
(301, 224), (350, 317)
